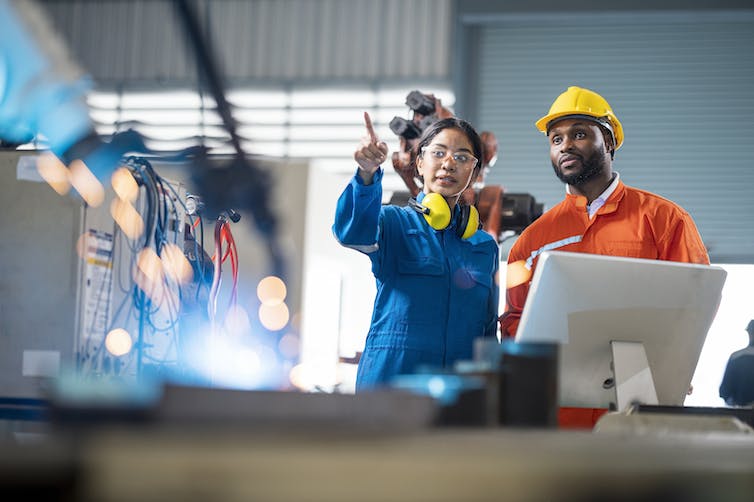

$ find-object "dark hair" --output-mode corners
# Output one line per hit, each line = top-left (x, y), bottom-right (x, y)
(413, 117), (484, 177)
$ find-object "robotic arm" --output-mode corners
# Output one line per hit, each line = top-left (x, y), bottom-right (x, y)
(0, 0), (94, 160)
(0, 0), (149, 186)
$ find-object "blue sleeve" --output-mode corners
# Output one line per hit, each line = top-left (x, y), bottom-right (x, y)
(332, 168), (384, 253)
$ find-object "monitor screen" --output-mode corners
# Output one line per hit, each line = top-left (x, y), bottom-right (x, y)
(514, 251), (727, 409)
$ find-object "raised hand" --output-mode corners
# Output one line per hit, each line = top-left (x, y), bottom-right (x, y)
(354, 112), (389, 183)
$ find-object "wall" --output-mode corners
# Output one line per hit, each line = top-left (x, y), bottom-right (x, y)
(0, 151), (81, 398)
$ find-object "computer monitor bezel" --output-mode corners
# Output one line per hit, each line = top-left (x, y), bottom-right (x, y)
(514, 251), (727, 409)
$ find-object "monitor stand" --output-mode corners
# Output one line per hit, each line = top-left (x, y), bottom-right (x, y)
(611, 341), (659, 411)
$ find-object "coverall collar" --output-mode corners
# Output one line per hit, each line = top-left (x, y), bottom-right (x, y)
(565, 172), (622, 214)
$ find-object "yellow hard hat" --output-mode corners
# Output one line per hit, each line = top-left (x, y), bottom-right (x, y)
(535, 86), (624, 150)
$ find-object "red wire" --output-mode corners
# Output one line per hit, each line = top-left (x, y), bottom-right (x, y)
(208, 219), (241, 323)
(221, 222), (239, 308)
(221, 225), (233, 263)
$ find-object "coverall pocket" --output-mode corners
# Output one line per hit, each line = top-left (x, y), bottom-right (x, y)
(603, 241), (657, 259)
(397, 257), (444, 276)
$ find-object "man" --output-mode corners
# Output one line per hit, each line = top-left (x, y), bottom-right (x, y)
(499, 86), (709, 338)
(719, 320), (754, 407)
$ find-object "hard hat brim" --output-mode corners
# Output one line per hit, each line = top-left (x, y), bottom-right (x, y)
(535, 112), (624, 150)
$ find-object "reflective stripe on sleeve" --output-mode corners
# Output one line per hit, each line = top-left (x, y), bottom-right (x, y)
(525, 235), (583, 269)
(344, 243), (379, 253)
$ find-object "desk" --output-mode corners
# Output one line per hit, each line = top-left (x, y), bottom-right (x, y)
(3, 424), (753, 501)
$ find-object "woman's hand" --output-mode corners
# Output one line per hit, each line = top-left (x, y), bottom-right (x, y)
(354, 112), (388, 185)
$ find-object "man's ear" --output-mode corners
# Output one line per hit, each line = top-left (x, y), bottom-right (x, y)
(600, 127), (615, 160)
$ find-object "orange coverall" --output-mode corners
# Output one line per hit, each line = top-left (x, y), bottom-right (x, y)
(499, 180), (710, 338)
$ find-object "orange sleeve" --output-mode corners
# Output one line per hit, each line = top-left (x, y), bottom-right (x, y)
(499, 281), (528, 338)
(660, 213), (710, 265)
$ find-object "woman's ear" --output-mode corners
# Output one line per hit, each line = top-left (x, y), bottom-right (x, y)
(416, 151), (424, 177)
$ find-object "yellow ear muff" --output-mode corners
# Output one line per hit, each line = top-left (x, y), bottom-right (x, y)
(460, 205), (480, 240)
(409, 193), (479, 239)
(420, 193), (452, 230)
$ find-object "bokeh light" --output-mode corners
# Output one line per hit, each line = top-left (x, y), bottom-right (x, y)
(452, 268), (475, 289)
(257, 275), (287, 305)
(105, 328), (133, 356)
(288, 363), (309, 390)
(278, 332), (300, 359)
(133, 248), (166, 302)
(259, 302), (290, 331)
(68, 159), (105, 207)
(224, 304), (251, 337)
(110, 198), (145, 239)
(160, 243), (193, 284)
(135, 248), (163, 284)
(111, 166), (139, 201)
(232, 348), (262, 380)
(76, 232), (90, 260)
(506, 260), (532, 289)
(289, 311), (302, 332)
(36, 153), (71, 195)
(427, 376), (447, 399)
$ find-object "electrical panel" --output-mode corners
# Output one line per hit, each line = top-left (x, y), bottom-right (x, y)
(75, 162), (187, 382)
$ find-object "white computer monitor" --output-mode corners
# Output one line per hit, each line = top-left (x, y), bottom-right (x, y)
(514, 251), (727, 410)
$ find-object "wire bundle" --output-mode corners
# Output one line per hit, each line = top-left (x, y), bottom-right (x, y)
(81, 157), (192, 378)
(208, 216), (239, 325)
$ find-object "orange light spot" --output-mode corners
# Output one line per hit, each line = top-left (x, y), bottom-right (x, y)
(105, 328), (133, 357)
(160, 243), (193, 284)
(133, 248), (165, 301)
(506, 260), (532, 289)
(36, 154), (71, 195)
(257, 276), (287, 305)
(69, 159), (105, 207)
(288, 363), (309, 390)
(110, 198), (144, 240)
(111, 167), (139, 201)
(259, 302), (289, 331)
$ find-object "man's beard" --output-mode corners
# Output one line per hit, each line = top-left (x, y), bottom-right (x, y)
(552, 148), (608, 187)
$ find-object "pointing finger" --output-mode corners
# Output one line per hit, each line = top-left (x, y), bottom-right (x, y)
(364, 111), (378, 144)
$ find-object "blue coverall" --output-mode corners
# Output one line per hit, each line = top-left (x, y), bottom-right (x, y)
(333, 168), (499, 391)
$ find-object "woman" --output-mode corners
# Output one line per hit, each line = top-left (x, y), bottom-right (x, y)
(333, 112), (499, 391)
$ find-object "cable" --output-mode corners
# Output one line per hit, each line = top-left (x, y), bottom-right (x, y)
(174, 0), (285, 282)
(222, 221), (239, 309)
(174, 0), (243, 155)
